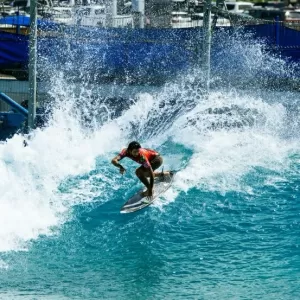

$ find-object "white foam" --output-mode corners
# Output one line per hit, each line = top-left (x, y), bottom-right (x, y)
(1, 76), (299, 251)
(0, 99), (125, 251)
(0, 259), (9, 270)
(150, 90), (300, 209)
(170, 91), (298, 195)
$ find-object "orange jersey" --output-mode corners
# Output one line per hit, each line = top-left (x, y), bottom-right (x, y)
(118, 148), (159, 168)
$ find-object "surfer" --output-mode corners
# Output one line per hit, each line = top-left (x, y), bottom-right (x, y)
(111, 141), (168, 199)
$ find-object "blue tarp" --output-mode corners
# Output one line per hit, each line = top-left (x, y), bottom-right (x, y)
(0, 31), (28, 67)
(37, 28), (199, 80)
(0, 24), (299, 72)
(0, 15), (59, 28)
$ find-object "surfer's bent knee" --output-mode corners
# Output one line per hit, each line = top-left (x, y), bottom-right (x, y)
(150, 155), (163, 171)
(135, 154), (163, 177)
(136, 167), (151, 178)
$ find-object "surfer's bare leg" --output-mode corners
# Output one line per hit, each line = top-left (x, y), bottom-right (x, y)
(135, 156), (167, 196)
(149, 155), (165, 178)
(136, 167), (151, 190)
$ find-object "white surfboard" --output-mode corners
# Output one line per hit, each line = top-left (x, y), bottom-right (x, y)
(120, 173), (174, 214)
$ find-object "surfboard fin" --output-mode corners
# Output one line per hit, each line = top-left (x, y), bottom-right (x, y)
(158, 167), (165, 181)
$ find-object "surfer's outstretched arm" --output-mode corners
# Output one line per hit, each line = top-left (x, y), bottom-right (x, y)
(111, 155), (126, 175)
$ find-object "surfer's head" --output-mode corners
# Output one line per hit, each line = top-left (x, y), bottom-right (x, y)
(128, 141), (141, 157)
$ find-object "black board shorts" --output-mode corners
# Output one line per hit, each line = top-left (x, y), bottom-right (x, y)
(150, 155), (163, 171)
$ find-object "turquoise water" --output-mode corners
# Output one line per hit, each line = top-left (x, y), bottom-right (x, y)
(1, 32), (300, 299)
(1, 85), (300, 299)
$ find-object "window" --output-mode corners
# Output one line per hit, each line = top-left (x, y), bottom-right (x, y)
(95, 9), (105, 15)
(53, 10), (72, 18)
(77, 8), (91, 16)
(194, 6), (204, 13)
(238, 5), (253, 11)
(288, 12), (300, 20)
(225, 4), (235, 11)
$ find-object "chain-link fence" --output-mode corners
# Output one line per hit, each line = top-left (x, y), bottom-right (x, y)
(0, 8), (300, 112)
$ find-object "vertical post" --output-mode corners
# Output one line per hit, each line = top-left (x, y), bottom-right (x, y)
(275, 16), (280, 48)
(138, 0), (145, 29)
(16, 11), (20, 34)
(28, 0), (37, 130)
(132, 0), (145, 29)
(212, 0), (226, 29)
(112, 0), (117, 27)
(202, 0), (212, 93)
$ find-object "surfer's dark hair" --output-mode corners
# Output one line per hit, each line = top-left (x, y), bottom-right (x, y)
(128, 141), (141, 151)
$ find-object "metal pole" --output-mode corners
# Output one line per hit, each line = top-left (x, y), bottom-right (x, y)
(202, 0), (212, 93)
(112, 0), (117, 27)
(138, 0), (145, 29)
(28, 0), (37, 130)
(275, 16), (280, 47)
(0, 92), (28, 116)
(132, 0), (144, 29)
(112, 0), (117, 16)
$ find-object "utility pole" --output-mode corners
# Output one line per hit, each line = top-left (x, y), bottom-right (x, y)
(212, 0), (226, 29)
(202, 0), (212, 93)
(132, 0), (145, 28)
(112, 0), (117, 26)
(28, 0), (37, 131)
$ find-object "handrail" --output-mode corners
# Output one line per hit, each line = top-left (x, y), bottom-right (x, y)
(0, 92), (28, 117)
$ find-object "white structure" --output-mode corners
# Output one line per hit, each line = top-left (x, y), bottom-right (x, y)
(75, 5), (106, 27)
(171, 11), (192, 28)
(113, 15), (134, 27)
(49, 6), (74, 25)
(224, 1), (254, 14)
(285, 9), (300, 21)
(171, 1), (231, 28)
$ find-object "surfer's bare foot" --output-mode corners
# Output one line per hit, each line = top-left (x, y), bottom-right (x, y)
(154, 171), (168, 177)
(141, 191), (147, 197)
(154, 171), (175, 179)
(141, 189), (153, 200)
